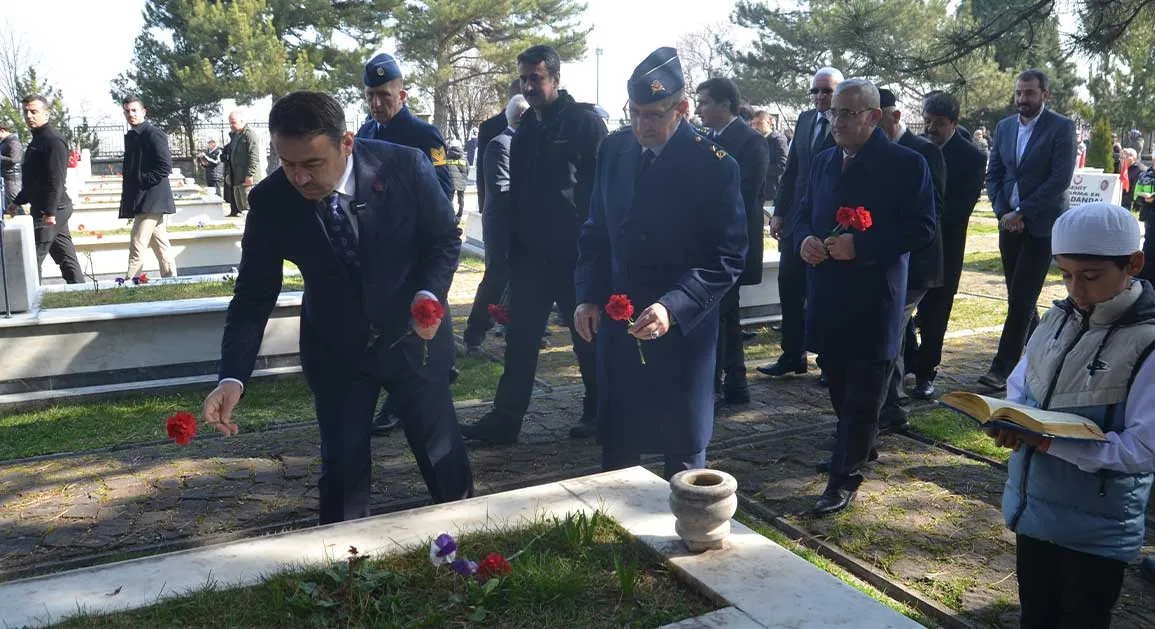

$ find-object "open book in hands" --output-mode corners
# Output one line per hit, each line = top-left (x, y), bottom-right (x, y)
(940, 392), (1108, 442)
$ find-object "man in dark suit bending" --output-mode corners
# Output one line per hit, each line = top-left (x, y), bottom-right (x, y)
(203, 91), (473, 524)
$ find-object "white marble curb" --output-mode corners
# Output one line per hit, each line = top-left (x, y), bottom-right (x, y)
(0, 467), (924, 629)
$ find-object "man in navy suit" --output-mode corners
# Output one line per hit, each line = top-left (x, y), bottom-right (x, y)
(203, 91), (473, 524)
(696, 77), (769, 405)
(574, 47), (747, 478)
(794, 79), (935, 515)
(980, 69), (1076, 390)
(758, 67), (842, 383)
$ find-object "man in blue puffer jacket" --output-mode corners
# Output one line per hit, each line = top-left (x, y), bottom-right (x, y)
(987, 202), (1155, 629)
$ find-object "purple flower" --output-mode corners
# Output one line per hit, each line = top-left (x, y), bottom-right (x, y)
(131, 277), (141, 286)
(114, 277), (125, 286)
(450, 558), (478, 576)
(429, 533), (457, 566)
(197, 221), (206, 228)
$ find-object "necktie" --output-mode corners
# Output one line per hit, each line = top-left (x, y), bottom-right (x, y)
(842, 154), (851, 172)
(636, 149), (656, 187)
(813, 115), (829, 152)
(319, 192), (360, 276)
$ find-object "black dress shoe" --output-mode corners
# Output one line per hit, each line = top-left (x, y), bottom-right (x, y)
(741, 330), (758, 342)
(817, 372), (828, 387)
(911, 374), (936, 400)
(371, 405), (402, 436)
(464, 344), (482, 357)
(459, 413), (519, 444)
(877, 409), (910, 435)
(977, 371), (1007, 390)
(756, 360), (807, 377)
(723, 377), (751, 404)
(811, 487), (856, 516)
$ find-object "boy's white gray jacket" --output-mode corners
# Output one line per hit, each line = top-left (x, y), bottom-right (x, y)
(1003, 278), (1155, 562)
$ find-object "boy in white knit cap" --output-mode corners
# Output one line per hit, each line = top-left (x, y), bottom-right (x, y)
(987, 202), (1155, 628)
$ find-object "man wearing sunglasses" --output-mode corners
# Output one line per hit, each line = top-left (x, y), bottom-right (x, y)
(757, 67), (843, 384)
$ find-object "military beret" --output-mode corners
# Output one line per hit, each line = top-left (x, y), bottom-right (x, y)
(363, 53), (402, 88)
(878, 88), (897, 109)
(628, 47), (684, 105)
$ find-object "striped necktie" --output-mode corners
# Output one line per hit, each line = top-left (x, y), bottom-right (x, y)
(319, 192), (360, 276)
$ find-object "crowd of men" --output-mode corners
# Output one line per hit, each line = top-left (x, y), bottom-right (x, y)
(0, 38), (1147, 627)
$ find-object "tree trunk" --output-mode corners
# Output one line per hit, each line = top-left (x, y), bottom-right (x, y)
(432, 81), (450, 133)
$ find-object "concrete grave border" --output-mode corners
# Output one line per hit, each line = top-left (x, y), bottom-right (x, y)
(0, 466), (923, 629)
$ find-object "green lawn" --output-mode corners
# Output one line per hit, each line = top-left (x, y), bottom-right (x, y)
(966, 220), (1000, 235)
(39, 278), (307, 309)
(962, 250), (1063, 282)
(947, 296), (1007, 330)
(908, 407), (1010, 463)
(52, 511), (715, 629)
(0, 354), (501, 461)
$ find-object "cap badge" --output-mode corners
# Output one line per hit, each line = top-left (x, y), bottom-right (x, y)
(377, 67), (385, 77)
(651, 80), (664, 95)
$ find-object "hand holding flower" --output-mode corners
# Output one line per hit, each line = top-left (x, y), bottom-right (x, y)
(412, 295), (445, 341)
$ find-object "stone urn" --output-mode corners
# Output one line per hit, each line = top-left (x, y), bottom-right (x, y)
(668, 469), (738, 552)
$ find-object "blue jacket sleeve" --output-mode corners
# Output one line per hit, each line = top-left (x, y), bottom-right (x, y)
(1018, 118), (1076, 222)
(219, 187), (284, 385)
(575, 142), (612, 306)
(658, 157), (748, 333)
(853, 157), (936, 266)
(987, 120), (1011, 217)
(411, 151), (462, 300)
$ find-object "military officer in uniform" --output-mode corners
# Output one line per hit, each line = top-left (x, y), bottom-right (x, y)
(574, 48), (747, 478)
(356, 52), (459, 434)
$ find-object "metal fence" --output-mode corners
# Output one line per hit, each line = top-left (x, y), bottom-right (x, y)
(87, 122), (272, 159)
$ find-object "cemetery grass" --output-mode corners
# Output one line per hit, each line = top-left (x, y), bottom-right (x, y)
(908, 407), (1011, 463)
(51, 511), (716, 629)
(963, 250), (1063, 282)
(0, 355), (502, 461)
(39, 278), (306, 309)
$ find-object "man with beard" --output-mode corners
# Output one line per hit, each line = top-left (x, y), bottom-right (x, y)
(460, 45), (606, 443)
(979, 69), (1076, 391)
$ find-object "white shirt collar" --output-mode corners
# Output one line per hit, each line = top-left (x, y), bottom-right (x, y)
(714, 116), (738, 137)
(334, 154), (355, 198)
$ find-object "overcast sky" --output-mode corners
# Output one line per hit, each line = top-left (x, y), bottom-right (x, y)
(3, 0), (741, 126)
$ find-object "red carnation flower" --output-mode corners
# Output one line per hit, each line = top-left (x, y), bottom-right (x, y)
(412, 297), (445, 328)
(77, 224), (86, 231)
(605, 294), (635, 322)
(835, 206), (856, 229)
(139, 273), (149, 284)
(166, 411), (197, 446)
(487, 303), (511, 325)
(96, 233), (104, 240)
(850, 207), (872, 231)
(477, 552), (512, 580)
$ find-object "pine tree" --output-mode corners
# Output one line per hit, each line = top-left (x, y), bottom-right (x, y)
(0, 67), (98, 152)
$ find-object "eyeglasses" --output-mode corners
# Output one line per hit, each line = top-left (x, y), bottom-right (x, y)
(623, 101), (679, 124)
(830, 108), (874, 120)
(809, 87), (835, 95)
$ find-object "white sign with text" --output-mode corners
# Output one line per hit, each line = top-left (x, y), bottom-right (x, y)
(1067, 169), (1122, 207)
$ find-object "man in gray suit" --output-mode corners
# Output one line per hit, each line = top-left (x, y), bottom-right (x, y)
(463, 94), (530, 353)
(758, 67), (842, 381)
(979, 69), (1076, 390)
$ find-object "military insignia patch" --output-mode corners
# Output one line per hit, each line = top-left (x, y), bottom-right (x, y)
(377, 67), (385, 77)
(430, 147), (447, 166)
(651, 79), (664, 95)
(713, 148), (727, 159)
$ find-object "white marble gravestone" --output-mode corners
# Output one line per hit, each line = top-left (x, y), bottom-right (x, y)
(0, 215), (39, 313)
